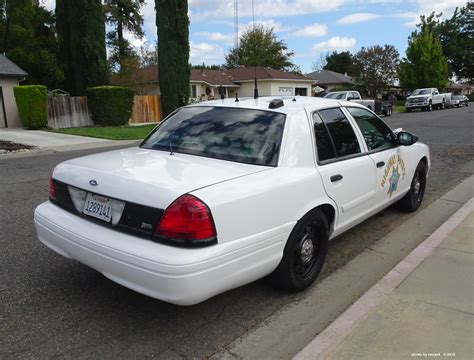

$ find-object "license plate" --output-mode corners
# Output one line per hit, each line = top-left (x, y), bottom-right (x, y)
(83, 193), (112, 222)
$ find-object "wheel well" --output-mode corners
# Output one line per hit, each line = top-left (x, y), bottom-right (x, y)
(420, 156), (428, 167)
(316, 204), (335, 229)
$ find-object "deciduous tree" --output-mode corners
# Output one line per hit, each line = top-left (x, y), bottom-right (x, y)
(399, 29), (448, 90)
(225, 25), (296, 71)
(0, 0), (64, 88)
(56, 0), (109, 95)
(155, 0), (190, 116)
(354, 45), (399, 96)
(323, 51), (358, 77)
(416, 4), (473, 81)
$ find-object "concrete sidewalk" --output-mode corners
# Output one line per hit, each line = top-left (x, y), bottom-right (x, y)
(0, 128), (138, 153)
(295, 199), (473, 360)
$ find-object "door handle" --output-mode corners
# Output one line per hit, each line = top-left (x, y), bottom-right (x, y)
(376, 161), (385, 168)
(330, 174), (343, 182)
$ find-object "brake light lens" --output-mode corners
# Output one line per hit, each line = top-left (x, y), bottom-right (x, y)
(155, 195), (216, 242)
(49, 174), (56, 200)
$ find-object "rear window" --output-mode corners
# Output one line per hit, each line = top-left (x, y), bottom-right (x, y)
(141, 106), (286, 166)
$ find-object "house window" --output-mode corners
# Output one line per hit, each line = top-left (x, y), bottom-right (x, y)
(295, 87), (307, 96)
(191, 85), (197, 98)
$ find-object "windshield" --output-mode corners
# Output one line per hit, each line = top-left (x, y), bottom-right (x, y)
(325, 92), (345, 99)
(141, 106), (286, 166)
(412, 89), (431, 95)
(452, 95), (462, 100)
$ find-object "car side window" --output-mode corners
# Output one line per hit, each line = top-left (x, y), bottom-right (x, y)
(351, 92), (359, 99)
(347, 107), (394, 151)
(318, 108), (361, 158)
(312, 112), (337, 161)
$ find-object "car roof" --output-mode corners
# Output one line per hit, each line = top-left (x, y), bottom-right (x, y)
(187, 96), (361, 116)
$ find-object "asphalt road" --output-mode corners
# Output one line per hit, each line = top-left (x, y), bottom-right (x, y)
(1, 105), (472, 359)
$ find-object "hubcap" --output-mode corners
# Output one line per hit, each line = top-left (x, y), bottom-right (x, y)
(300, 237), (314, 263)
(413, 174), (422, 200)
(293, 223), (320, 279)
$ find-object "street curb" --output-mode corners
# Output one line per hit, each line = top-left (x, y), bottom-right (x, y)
(0, 140), (139, 160)
(293, 197), (474, 360)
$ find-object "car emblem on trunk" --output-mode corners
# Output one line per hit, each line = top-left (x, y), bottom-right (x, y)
(89, 180), (98, 186)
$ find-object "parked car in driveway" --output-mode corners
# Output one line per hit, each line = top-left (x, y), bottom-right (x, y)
(34, 97), (430, 305)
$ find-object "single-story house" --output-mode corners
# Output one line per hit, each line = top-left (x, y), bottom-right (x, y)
(0, 54), (28, 128)
(127, 66), (313, 100)
(447, 83), (473, 95)
(305, 69), (354, 92)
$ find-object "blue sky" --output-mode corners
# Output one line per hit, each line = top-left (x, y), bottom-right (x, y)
(45, 0), (468, 73)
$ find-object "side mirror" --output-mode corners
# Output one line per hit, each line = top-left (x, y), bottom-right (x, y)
(397, 131), (418, 146)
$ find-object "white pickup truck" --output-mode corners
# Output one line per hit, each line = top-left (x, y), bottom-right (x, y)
(405, 88), (452, 112)
(324, 91), (393, 116)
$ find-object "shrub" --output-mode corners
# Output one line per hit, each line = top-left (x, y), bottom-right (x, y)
(13, 85), (48, 129)
(86, 86), (134, 126)
(468, 94), (474, 102)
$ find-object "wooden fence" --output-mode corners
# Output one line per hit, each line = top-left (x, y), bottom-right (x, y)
(130, 95), (162, 124)
(47, 95), (93, 128)
(47, 95), (161, 128)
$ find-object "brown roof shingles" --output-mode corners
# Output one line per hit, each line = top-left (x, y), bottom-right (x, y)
(128, 66), (311, 86)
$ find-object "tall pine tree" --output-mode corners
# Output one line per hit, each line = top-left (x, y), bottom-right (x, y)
(155, 0), (190, 117)
(56, 0), (109, 95)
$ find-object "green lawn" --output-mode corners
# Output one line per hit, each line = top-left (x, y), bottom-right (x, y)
(393, 104), (405, 113)
(50, 124), (157, 140)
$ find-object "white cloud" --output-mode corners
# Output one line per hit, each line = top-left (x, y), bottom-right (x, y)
(195, 32), (234, 45)
(189, 42), (225, 65)
(190, 0), (343, 21)
(337, 12), (381, 24)
(393, 0), (467, 28)
(240, 19), (293, 33)
(292, 23), (328, 37)
(312, 36), (356, 53)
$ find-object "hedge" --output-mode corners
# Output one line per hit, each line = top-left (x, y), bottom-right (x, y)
(86, 86), (134, 126)
(13, 85), (48, 129)
(468, 94), (474, 102)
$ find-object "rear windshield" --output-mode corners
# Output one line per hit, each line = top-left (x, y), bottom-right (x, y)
(141, 106), (286, 166)
(325, 92), (345, 99)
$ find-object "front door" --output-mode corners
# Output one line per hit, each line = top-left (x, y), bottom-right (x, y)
(345, 107), (410, 208)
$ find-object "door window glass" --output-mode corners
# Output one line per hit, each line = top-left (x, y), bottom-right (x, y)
(318, 108), (361, 158)
(347, 107), (394, 151)
(312, 112), (336, 161)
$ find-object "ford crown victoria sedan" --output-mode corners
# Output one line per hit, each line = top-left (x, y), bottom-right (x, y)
(34, 97), (430, 305)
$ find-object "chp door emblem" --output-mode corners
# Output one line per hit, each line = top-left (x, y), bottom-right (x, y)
(381, 154), (406, 198)
(89, 180), (98, 186)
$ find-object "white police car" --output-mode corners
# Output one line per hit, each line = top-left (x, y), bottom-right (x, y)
(34, 97), (430, 305)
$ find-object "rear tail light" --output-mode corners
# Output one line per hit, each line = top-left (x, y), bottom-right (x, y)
(49, 174), (57, 200)
(155, 194), (217, 246)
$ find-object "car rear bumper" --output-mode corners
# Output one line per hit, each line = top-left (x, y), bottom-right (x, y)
(34, 201), (288, 305)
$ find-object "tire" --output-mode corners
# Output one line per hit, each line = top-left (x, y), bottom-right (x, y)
(268, 209), (328, 292)
(441, 101), (445, 110)
(406, 108), (411, 113)
(396, 161), (428, 212)
(427, 101), (432, 111)
(388, 108), (392, 116)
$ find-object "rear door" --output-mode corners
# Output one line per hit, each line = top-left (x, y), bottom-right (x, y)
(311, 107), (375, 231)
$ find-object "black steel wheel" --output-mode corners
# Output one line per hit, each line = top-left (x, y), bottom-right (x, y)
(396, 161), (428, 212)
(268, 209), (328, 292)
